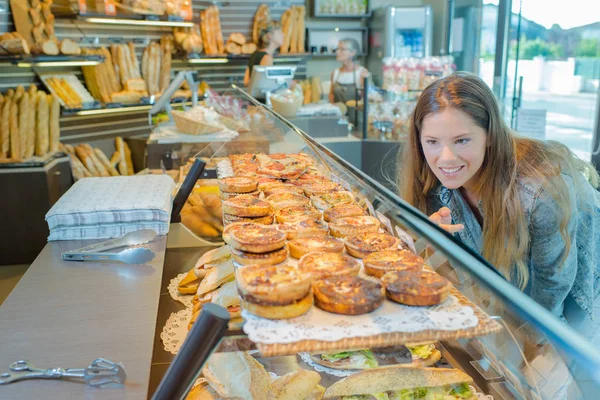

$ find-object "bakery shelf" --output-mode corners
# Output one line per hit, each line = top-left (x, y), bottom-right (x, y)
(184, 53), (312, 64)
(0, 54), (104, 68)
(61, 99), (193, 116)
(75, 13), (194, 27)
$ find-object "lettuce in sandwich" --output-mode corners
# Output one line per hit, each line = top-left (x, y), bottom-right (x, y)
(314, 349), (379, 370)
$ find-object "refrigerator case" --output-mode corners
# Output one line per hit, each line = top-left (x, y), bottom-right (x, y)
(158, 86), (600, 400)
(368, 6), (434, 87)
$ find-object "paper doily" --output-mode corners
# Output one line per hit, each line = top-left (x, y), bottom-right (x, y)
(161, 309), (191, 354)
(298, 352), (357, 377)
(168, 272), (195, 308)
(242, 295), (478, 344)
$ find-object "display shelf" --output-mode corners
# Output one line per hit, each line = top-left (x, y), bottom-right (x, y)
(185, 53), (312, 64)
(0, 54), (104, 67)
(75, 12), (194, 27)
(61, 98), (192, 116)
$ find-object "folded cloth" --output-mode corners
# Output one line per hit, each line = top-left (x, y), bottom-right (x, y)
(48, 221), (169, 241)
(46, 175), (175, 230)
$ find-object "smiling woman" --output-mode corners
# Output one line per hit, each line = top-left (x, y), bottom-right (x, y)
(398, 72), (600, 341)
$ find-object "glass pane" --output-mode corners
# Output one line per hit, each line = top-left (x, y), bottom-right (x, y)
(508, 0), (600, 160)
(478, 0), (500, 88)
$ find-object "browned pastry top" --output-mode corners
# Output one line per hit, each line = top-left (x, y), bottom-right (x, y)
(314, 276), (384, 306)
(364, 249), (424, 270)
(230, 225), (285, 245)
(382, 270), (451, 296)
(346, 233), (400, 252)
(298, 252), (360, 279)
(224, 195), (270, 208)
(324, 203), (365, 220)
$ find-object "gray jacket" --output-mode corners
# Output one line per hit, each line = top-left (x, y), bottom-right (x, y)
(427, 172), (600, 320)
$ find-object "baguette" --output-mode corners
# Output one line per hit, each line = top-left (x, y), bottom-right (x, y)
(48, 94), (60, 152)
(159, 37), (172, 93)
(128, 42), (141, 79)
(96, 56), (113, 104)
(281, 9), (293, 54)
(29, 6), (42, 26)
(298, 6), (306, 53)
(75, 144), (100, 176)
(1, 97), (10, 158)
(123, 140), (134, 175)
(289, 7), (299, 54)
(110, 45), (120, 84)
(0, 37), (30, 54)
(94, 148), (120, 176)
(83, 143), (109, 177)
(25, 91), (36, 158)
(35, 91), (49, 156)
(116, 45), (130, 85)
(9, 101), (20, 160)
(214, 6), (224, 54)
(141, 46), (149, 89)
(115, 136), (128, 175)
(18, 92), (30, 159)
(110, 151), (120, 167)
(100, 46), (121, 93)
(14, 85), (25, 102)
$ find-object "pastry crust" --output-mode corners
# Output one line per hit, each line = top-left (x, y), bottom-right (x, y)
(241, 290), (313, 319)
(344, 232), (401, 259)
(323, 202), (366, 222)
(302, 181), (342, 197)
(288, 236), (344, 259)
(329, 216), (381, 238)
(219, 176), (258, 193)
(255, 153), (307, 180)
(266, 192), (309, 210)
(236, 263), (311, 304)
(275, 205), (321, 224)
(222, 222), (260, 244)
(223, 213), (274, 226)
(381, 270), (452, 306)
(228, 224), (285, 253)
(363, 250), (425, 278)
(275, 218), (328, 240)
(311, 191), (356, 211)
(262, 182), (305, 197)
(221, 190), (260, 200)
(223, 195), (272, 217)
(313, 276), (384, 315)
(298, 251), (360, 280)
(231, 246), (288, 266)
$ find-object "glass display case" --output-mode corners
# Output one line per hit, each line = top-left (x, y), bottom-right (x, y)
(152, 85), (600, 400)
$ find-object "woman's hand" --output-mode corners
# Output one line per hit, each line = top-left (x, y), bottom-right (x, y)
(429, 207), (464, 233)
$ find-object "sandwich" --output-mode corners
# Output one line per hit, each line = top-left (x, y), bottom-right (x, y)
(323, 366), (476, 400)
(196, 256), (234, 296)
(272, 369), (322, 400)
(344, 232), (401, 259)
(179, 245), (231, 294)
(381, 270), (452, 307)
(313, 276), (384, 315)
(211, 280), (241, 318)
(311, 349), (379, 370)
(236, 263), (313, 319)
(203, 351), (275, 400)
(406, 343), (442, 367)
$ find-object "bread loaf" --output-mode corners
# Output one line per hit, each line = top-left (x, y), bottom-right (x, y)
(242, 43), (257, 54)
(159, 36), (172, 93)
(111, 91), (142, 104)
(100, 47), (121, 93)
(75, 145), (99, 176)
(25, 91), (36, 158)
(60, 39), (80, 55)
(32, 40), (59, 55)
(49, 94), (60, 152)
(228, 32), (245, 46)
(109, 151), (120, 167)
(35, 91), (49, 156)
(225, 42), (241, 55)
(18, 92), (30, 159)
(124, 140), (134, 175)
(128, 42), (141, 79)
(115, 136), (128, 175)
(83, 144), (109, 177)
(1, 97), (10, 158)
(9, 101), (19, 160)
(125, 78), (146, 92)
(0, 37), (30, 54)
(94, 148), (119, 176)
(14, 85), (24, 102)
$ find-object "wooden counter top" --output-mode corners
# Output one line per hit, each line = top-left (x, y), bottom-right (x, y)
(0, 237), (167, 400)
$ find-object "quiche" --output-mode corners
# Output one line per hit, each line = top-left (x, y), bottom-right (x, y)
(288, 236), (344, 259)
(255, 153), (307, 180)
(262, 183), (305, 197)
(275, 205), (321, 224)
(302, 181), (343, 197)
(298, 252), (360, 280)
(266, 192), (310, 210)
(323, 202), (366, 222)
(329, 216), (381, 237)
(363, 250), (425, 278)
(313, 276), (384, 315)
(381, 270), (451, 306)
(222, 195), (272, 217)
(230, 246), (288, 266)
(223, 214), (274, 226)
(221, 190), (261, 200)
(344, 232), (401, 259)
(218, 176), (258, 193)
(276, 219), (329, 240)
(228, 224), (286, 253)
(311, 191), (356, 211)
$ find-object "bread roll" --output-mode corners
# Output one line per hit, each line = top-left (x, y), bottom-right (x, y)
(228, 32), (245, 46)
(225, 42), (241, 55)
(60, 39), (81, 55)
(48, 94), (60, 152)
(35, 91), (49, 156)
(242, 43), (257, 54)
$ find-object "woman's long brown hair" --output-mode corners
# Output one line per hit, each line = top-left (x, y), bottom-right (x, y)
(398, 72), (598, 288)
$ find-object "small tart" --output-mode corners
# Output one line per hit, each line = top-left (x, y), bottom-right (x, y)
(311, 191), (356, 211)
(222, 195), (272, 217)
(223, 214), (274, 226)
(344, 232), (401, 259)
(228, 225), (286, 253)
(240, 290), (313, 320)
(236, 263), (311, 304)
(222, 222), (261, 244)
(276, 219), (329, 240)
(221, 190), (260, 200)
(275, 205), (321, 224)
(329, 216), (381, 238)
(323, 202), (366, 222)
(381, 270), (452, 306)
(363, 250), (424, 278)
(262, 183), (305, 197)
(230, 246), (288, 266)
(266, 192), (310, 210)
(313, 276), (384, 315)
(302, 181), (342, 197)
(298, 251), (360, 280)
(288, 236), (344, 259)
(218, 176), (258, 193)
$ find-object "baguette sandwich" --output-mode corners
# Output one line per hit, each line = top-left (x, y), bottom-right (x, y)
(311, 349), (379, 370)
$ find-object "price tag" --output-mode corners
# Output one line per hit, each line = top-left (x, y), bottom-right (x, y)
(104, 0), (116, 15)
(78, 0), (87, 13)
(108, 37), (124, 44)
(395, 226), (417, 254)
(375, 211), (393, 235)
(181, 0), (193, 21)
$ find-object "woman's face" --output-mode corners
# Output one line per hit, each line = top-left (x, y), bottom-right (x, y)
(420, 108), (488, 191)
(271, 28), (284, 47)
(336, 41), (355, 62)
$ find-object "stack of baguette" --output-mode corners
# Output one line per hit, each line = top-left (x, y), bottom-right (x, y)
(200, 5), (224, 55)
(280, 5), (306, 54)
(59, 136), (134, 180)
(0, 85), (59, 162)
(110, 42), (147, 104)
(81, 47), (122, 104)
(0, 32), (30, 54)
(43, 74), (95, 109)
(141, 36), (173, 96)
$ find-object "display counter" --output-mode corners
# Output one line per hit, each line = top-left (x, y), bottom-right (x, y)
(1, 86), (599, 400)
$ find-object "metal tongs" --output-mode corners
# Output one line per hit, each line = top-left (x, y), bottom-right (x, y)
(0, 358), (126, 386)
(61, 229), (157, 264)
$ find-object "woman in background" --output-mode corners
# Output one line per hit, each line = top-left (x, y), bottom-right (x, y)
(244, 22), (284, 87)
(329, 38), (369, 104)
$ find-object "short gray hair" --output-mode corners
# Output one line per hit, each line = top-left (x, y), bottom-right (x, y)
(340, 38), (361, 58)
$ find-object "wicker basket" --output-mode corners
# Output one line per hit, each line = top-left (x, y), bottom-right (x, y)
(270, 93), (304, 118)
(172, 110), (224, 135)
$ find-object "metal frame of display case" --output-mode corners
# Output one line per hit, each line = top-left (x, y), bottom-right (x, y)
(152, 85), (600, 399)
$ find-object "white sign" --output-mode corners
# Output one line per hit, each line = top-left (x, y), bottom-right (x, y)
(516, 108), (546, 140)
